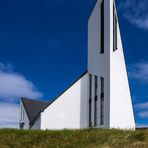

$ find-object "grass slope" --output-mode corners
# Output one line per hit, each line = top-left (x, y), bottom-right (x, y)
(0, 129), (148, 148)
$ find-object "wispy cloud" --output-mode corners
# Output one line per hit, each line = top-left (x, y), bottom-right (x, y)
(129, 61), (148, 119)
(135, 102), (148, 110)
(138, 111), (148, 118)
(0, 62), (43, 101)
(135, 102), (148, 118)
(0, 63), (14, 72)
(0, 102), (19, 128)
(128, 61), (148, 82)
(119, 0), (148, 30)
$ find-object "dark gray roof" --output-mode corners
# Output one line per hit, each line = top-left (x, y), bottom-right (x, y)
(21, 97), (50, 123)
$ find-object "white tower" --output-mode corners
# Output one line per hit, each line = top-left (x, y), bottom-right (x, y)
(88, 0), (135, 129)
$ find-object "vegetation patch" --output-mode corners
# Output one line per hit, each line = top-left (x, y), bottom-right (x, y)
(0, 129), (148, 148)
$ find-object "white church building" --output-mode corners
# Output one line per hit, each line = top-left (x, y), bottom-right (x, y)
(19, 0), (135, 130)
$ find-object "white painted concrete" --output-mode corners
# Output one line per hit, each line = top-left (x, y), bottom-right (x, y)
(110, 3), (135, 129)
(88, 0), (135, 130)
(88, 0), (111, 128)
(41, 74), (88, 130)
(80, 74), (89, 128)
(20, 101), (30, 129)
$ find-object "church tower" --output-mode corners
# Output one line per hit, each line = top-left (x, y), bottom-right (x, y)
(88, 0), (135, 129)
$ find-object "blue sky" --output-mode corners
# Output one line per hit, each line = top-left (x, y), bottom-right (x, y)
(0, 0), (148, 128)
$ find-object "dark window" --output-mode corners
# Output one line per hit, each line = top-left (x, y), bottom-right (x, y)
(20, 122), (24, 130)
(94, 76), (98, 126)
(100, 77), (104, 125)
(89, 74), (92, 127)
(113, 4), (117, 51)
(100, 0), (104, 54)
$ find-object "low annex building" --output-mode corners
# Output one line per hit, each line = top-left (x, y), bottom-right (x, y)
(19, 0), (135, 130)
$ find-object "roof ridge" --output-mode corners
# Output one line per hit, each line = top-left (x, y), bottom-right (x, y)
(21, 97), (50, 104)
(43, 70), (88, 111)
(21, 97), (51, 124)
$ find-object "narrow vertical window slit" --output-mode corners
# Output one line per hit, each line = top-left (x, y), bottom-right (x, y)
(94, 76), (98, 126)
(100, 77), (104, 125)
(100, 0), (104, 53)
(113, 4), (117, 51)
(89, 74), (92, 127)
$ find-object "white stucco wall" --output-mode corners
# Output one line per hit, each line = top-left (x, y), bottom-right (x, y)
(88, 0), (135, 129)
(40, 74), (88, 130)
(110, 3), (135, 129)
(20, 101), (30, 129)
(88, 0), (111, 128)
(80, 74), (89, 128)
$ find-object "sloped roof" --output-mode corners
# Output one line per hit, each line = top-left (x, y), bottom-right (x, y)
(21, 97), (50, 123)
(21, 71), (88, 126)
(46, 71), (88, 107)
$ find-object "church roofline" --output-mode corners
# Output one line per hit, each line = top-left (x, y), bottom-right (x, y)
(21, 97), (50, 123)
(20, 70), (88, 127)
(44, 70), (88, 111)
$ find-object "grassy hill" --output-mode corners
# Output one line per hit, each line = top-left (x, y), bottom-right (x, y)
(0, 128), (148, 148)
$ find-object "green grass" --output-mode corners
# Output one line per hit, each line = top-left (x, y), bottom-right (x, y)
(0, 129), (148, 148)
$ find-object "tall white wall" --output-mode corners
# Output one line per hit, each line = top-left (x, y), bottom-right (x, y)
(88, 0), (135, 129)
(20, 101), (30, 129)
(41, 74), (88, 130)
(109, 3), (135, 129)
(80, 74), (89, 128)
(88, 0), (111, 128)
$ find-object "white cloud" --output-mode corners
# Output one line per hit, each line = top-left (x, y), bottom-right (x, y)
(119, 0), (148, 30)
(135, 102), (148, 119)
(135, 102), (148, 110)
(0, 102), (19, 128)
(128, 61), (148, 82)
(0, 62), (43, 101)
(138, 111), (148, 118)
